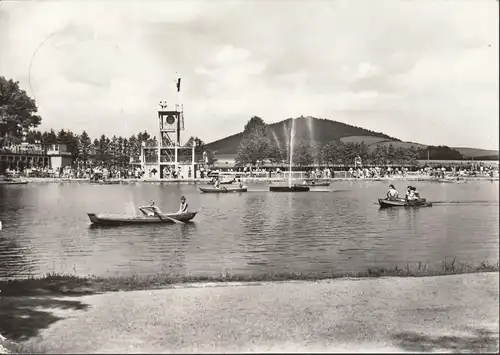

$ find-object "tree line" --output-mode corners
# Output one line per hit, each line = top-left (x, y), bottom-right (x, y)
(0, 76), (216, 165)
(21, 129), (216, 165)
(235, 117), (466, 167)
(0, 76), (468, 168)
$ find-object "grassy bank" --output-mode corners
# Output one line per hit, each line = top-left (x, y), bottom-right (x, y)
(1, 259), (498, 297)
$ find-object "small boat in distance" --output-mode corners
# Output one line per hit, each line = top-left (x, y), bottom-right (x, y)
(87, 209), (197, 225)
(199, 186), (248, 193)
(304, 180), (330, 187)
(378, 198), (432, 208)
(270, 184), (310, 192)
(0, 180), (28, 185)
(89, 180), (120, 185)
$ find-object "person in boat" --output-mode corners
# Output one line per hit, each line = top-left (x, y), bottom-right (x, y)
(405, 185), (412, 201)
(178, 196), (188, 213)
(214, 178), (221, 189)
(411, 186), (420, 200)
(140, 200), (161, 216)
(386, 184), (399, 201)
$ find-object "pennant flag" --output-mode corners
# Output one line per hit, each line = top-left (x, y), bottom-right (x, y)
(175, 72), (181, 92)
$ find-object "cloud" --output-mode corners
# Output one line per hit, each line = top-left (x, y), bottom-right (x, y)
(0, 0), (498, 149)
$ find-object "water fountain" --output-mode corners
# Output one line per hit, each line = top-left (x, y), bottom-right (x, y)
(269, 118), (310, 192)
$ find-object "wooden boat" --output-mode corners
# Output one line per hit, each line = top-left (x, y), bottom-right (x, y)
(87, 211), (197, 225)
(305, 181), (330, 187)
(378, 198), (432, 208)
(207, 179), (236, 185)
(199, 186), (247, 193)
(269, 185), (310, 192)
(89, 180), (120, 185)
(0, 180), (28, 185)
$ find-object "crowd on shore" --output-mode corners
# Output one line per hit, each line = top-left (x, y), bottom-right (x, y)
(1, 162), (498, 181)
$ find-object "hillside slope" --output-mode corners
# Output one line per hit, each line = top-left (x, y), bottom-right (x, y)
(205, 116), (399, 155)
(204, 116), (498, 159)
(453, 147), (499, 159)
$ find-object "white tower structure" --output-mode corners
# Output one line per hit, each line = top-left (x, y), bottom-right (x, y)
(140, 76), (199, 179)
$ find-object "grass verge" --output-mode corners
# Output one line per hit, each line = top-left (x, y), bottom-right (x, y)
(1, 258), (498, 297)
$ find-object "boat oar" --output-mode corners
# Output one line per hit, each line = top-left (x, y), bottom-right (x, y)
(153, 210), (184, 224)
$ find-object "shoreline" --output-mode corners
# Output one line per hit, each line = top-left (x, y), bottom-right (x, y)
(16, 176), (500, 184)
(1, 271), (498, 354)
(0, 260), (498, 354)
(1, 259), (497, 297)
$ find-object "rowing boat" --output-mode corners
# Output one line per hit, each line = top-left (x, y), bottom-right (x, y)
(378, 198), (432, 208)
(305, 181), (330, 187)
(87, 211), (197, 225)
(199, 186), (247, 193)
(269, 185), (310, 192)
(89, 180), (121, 185)
(0, 181), (28, 185)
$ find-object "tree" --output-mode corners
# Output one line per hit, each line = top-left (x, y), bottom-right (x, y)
(369, 144), (388, 165)
(117, 136), (124, 158)
(418, 145), (463, 160)
(243, 116), (266, 134)
(122, 138), (129, 160)
(96, 134), (109, 161)
(337, 142), (358, 167)
(128, 135), (140, 160)
(321, 141), (340, 166)
(267, 140), (284, 164)
(203, 150), (217, 166)
(0, 77), (42, 147)
(25, 129), (43, 144)
(56, 129), (79, 157)
(42, 129), (57, 144)
(236, 129), (272, 166)
(292, 140), (313, 167)
(184, 136), (204, 148)
(386, 143), (396, 164)
(109, 135), (119, 161)
(78, 131), (92, 161)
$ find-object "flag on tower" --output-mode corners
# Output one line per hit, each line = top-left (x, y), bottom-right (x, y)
(175, 72), (181, 92)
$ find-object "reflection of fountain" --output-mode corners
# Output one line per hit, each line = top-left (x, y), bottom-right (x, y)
(270, 118), (310, 192)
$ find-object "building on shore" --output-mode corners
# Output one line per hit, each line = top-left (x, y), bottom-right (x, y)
(140, 101), (199, 178)
(0, 120), (72, 172)
(0, 143), (73, 172)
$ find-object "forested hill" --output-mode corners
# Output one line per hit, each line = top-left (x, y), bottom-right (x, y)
(205, 116), (400, 155)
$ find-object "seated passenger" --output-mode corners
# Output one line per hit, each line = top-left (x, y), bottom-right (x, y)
(387, 184), (399, 201)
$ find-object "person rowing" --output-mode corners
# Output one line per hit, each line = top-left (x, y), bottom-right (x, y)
(139, 200), (161, 216)
(386, 184), (399, 201)
(214, 178), (221, 189)
(178, 196), (188, 213)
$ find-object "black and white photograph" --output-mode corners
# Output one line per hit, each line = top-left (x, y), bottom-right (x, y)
(0, 0), (498, 353)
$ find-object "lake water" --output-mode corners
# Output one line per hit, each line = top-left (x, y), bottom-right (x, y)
(0, 181), (498, 280)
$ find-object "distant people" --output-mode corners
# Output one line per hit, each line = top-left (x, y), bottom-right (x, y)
(386, 184), (399, 201)
(178, 196), (188, 213)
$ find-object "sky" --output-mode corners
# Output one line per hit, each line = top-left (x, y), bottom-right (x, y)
(0, 0), (498, 150)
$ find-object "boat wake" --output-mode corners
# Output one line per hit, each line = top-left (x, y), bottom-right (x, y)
(430, 200), (499, 205)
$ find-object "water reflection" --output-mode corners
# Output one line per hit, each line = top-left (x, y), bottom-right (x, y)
(0, 181), (498, 280)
